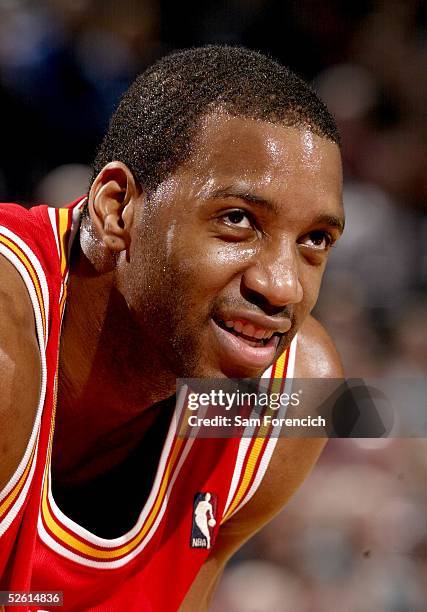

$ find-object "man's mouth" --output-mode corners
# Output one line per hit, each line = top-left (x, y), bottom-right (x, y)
(210, 315), (289, 374)
(214, 318), (280, 347)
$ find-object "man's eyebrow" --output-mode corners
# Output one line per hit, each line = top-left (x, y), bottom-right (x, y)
(208, 186), (279, 213)
(311, 214), (345, 234)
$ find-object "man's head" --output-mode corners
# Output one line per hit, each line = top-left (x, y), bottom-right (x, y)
(92, 45), (340, 190)
(85, 46), (344, 380)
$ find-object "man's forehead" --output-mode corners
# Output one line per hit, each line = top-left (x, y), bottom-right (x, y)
(185, 113), (342, 183)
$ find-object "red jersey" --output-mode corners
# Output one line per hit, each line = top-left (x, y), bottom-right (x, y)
(0, 200), (297, 611)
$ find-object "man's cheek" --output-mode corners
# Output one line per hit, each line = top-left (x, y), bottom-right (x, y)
(177, 249), (228, 281)
(301, 275), (323, 314)
(211, 243), (258, 268)
(192, 244), (258, 294)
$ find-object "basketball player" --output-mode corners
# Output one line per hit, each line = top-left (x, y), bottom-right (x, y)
(0, 46), (344, 610)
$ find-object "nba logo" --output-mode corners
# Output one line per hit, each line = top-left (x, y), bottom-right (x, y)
(190, 492), (218, 549)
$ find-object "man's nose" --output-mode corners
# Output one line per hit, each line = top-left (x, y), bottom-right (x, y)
(242, 243), (303, 308)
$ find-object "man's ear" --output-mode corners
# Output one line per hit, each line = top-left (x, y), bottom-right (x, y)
(88, 162), (139, 253)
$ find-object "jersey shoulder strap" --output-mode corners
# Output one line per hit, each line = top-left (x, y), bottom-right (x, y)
(221, 336), (298, 523)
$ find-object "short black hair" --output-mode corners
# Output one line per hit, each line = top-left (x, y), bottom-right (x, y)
(92, 45), (340, 190)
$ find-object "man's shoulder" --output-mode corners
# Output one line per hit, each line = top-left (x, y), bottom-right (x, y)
(0, 202), (77, 281)
(0, 202), (33, 231)
(295, 314), (344, 378)
(0, 202), (50, 249)
(0, 201), (41, 220)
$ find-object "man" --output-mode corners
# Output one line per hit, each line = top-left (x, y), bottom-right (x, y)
(0, 46), (344, 610)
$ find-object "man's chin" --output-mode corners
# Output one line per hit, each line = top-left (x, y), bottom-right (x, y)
(169, 326), (290, 379)
(181, 360), (272, 380)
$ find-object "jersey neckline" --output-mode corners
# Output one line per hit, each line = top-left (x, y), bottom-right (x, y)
(39, 387), (194, 566)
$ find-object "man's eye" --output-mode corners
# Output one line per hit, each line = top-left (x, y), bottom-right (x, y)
(299, 231), (333, 250)
(222, 210), (253, 229)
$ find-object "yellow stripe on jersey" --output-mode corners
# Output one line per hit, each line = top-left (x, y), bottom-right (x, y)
(0, 235), (46, 339)
(221, 349), (288, 524)
(41, 435), (185, 560)
(58, 208), (71, 278)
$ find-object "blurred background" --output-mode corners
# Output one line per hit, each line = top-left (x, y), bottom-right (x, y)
(0, 0), (425, 609)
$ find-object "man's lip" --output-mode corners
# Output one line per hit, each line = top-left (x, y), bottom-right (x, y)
(214, 310), (292, 335)
(210, 318), (280, 372)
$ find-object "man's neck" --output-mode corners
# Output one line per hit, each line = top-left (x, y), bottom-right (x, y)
(53, 244), (175, 482)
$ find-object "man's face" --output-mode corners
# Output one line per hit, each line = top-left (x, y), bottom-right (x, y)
(122, 114), (343, 378)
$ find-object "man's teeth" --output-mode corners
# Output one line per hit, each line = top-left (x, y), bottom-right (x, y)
(223, 320), (273, 341)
